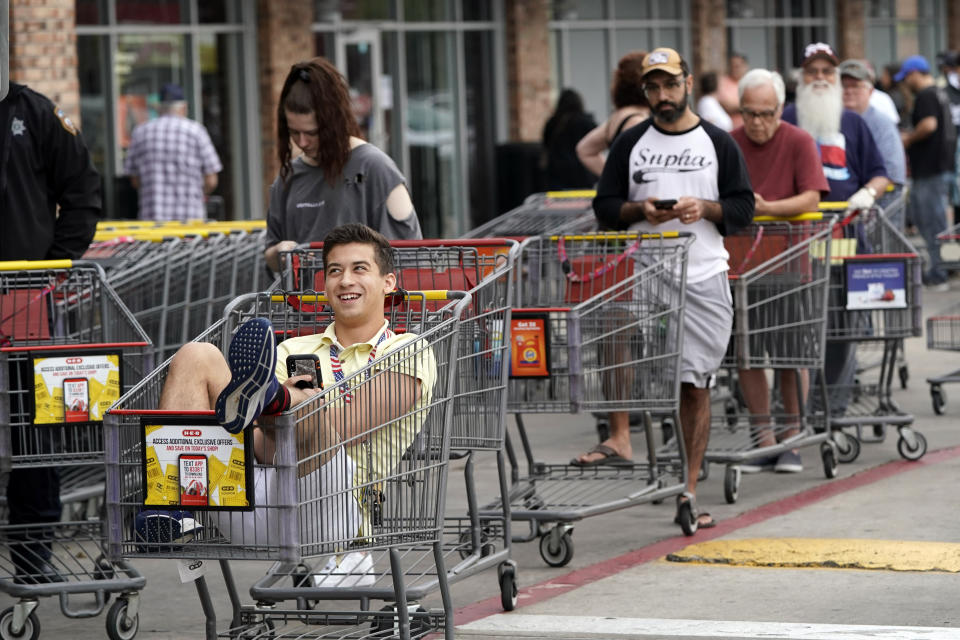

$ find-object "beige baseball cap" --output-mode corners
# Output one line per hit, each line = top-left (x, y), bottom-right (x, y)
(641, 48), (685, 77)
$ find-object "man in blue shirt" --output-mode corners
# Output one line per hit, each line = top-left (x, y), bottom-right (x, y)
(782, 43), (889, 207)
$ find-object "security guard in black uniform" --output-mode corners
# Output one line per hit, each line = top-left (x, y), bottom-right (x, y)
(1, 82), (102, 582)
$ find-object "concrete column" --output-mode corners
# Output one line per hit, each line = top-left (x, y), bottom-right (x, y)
(836, 0), (866, 60)
(256, 0), (314, 208)
(504, 0), (552, 142)
(947, 1), (960, 51)
(9, 0), (81, 125)
(690, 0), (727, 77)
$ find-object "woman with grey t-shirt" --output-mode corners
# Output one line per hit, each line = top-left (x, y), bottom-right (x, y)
(265, 57), (422, 272)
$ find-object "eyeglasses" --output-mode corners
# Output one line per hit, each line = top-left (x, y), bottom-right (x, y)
(739, 108), (778, 121)
(643, 78), (684, 95)
(803, 65), (836, 78)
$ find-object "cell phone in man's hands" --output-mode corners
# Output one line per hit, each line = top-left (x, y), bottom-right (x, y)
(653, 199), (677, 210)
(285, 354), (319, 389)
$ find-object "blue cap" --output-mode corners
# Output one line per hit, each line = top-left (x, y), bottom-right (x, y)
(160, 83), (185, 102)
(894, 56), (930, 82)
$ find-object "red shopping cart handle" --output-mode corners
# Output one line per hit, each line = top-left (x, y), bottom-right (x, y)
(108, 409), (215, 416)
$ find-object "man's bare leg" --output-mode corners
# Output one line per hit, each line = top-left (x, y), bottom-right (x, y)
(778, 368), (809, 441)
(158, 342), (231, 411)
(737, 368), (775, 447)
(575, 410), (633, 464)
(680, 382), (713, 526)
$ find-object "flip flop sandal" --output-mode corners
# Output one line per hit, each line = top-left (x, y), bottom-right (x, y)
(570, 443), (633, 467)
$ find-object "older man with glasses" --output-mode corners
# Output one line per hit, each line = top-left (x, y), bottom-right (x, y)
(840, 59), (907, 227)
(728, 68), (830, 474)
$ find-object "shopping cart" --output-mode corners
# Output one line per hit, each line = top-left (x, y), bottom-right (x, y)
(0, 260), (152, 639)
(461, 191), (598, 239)
(104, 288), (467, 640)
(926, 303), (960, 415)
(480, 231), (695, 564)
(817, 205), (925, 461)
(275, 239), (521, 610)
(935, 220), (960, 275)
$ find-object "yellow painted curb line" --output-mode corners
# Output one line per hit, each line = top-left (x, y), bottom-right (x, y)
(666, 538), (960, 573)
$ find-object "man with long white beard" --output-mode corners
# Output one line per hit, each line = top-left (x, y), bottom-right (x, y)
(783, 43), (889, 206)
(782, 42), (890, 417)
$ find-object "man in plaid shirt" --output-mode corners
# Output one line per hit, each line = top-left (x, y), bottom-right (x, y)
(124, 83), (222, 221)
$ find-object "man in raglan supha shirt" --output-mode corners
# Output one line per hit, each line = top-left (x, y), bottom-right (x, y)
(573, 47), (754, 530)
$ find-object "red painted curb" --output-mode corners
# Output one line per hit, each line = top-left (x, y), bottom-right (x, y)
(455, 444), (960, 624)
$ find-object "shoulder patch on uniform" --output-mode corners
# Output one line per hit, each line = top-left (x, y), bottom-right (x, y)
(54, 106), (78, 136)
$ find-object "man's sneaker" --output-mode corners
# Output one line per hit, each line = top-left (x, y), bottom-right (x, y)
(215, 318), (279, 434)
(775, 450), (803, 473)
(739, 455), (778, 474)
(312, 551), (375, 588)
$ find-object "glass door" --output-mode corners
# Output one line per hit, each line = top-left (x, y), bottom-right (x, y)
(338, 30), (388, 150)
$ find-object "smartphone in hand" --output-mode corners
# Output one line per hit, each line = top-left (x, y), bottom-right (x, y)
(653, 199), (677, 210)
(285, 354), (319, 389)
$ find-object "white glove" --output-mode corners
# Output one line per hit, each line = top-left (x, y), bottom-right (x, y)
(846, 187), (876, 212)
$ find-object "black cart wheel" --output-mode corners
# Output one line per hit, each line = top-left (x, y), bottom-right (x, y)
(835, 432), (861, 464)
(899, 364), (909, 389)
(871, 424), (886, 441)
(821, 443), (838, 479)
(677, 499), (698, 537)
(931, 386), (946, 415)
(0, 608), (39, 640)
(106, 599), (139, 640)
(539, 529), (574, 567)
(723, 466), (740, 504)
(499, 564), (518, 611)
(595, 418), (611, 443)
(897, 431), (927, 461)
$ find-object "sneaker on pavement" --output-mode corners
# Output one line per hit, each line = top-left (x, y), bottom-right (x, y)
(774, 450), (803, 473)
(739, 455), (779, 474)
(312, 551), (375, 588)
(215, 317), (279, 434)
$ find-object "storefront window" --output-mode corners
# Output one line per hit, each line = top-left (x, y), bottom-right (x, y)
(464, 30), (498, 229)
(77, 0), (106, 25)
(116, 0), (185, 25)
(316, 0), (394, 21)
(403, 0), (453, 22)
(77, 35), (110, 202)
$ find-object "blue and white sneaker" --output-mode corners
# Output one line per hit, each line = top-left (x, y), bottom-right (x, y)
(215, 318), (280, 434)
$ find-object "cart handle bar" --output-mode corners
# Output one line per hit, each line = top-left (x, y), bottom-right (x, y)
(0, 260), (75, 271)
(548, 231), (688, 241)
(108, 409), (215, 417)
(306, 238), (515, 249)
(2, 341), (151, 353)
(753, 212), (825, 222)
(272, 290), (463, 303)
(545, 189), (596, 199)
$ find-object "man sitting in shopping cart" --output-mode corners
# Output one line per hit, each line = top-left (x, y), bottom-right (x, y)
(730, 68), (831, 473)
(157, 223), (437, 586)
(578, 48), (755, 529)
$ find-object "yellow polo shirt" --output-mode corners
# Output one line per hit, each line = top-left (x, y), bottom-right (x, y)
(275, 321), (438, 521)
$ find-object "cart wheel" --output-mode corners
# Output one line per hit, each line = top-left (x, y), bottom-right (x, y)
(458, 529), (496, 560)
(595, 419), (610, 443)
(899, 364), (909, 389)
(371, 605), (428, 635)
(821, 443), (838, 479)
(499, 565), (518, 611)
(835, 432), (861, 464)
(661, 418), (675, 445)
(723, 466), (740, 504)
(539, 529), (574, 567)
(235, 618), (275, 640)
(897, 432), (927, 461)
(106, 598), (139, 640)
(0, 608), (39, 640)
(724, 399), (738, 430)
(871, 424), (886, 441)
(677, 499), (698, 536)
(698, 459), (710, 482)
(931, 386), (946, 415)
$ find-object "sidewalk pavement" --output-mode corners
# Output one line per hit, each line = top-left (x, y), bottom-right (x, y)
(10, 284), (960, 639)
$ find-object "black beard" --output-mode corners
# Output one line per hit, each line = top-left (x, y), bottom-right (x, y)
(653, 89), (688, 125)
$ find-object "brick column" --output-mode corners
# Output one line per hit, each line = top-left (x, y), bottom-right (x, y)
(9, 0), (81, 125)
(835, 0), (866, 60)
(948, 1), (960, 51)
(256, 0), (314, 208)
(504, 0), (552, 142)
(690, 0), (727, 77)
